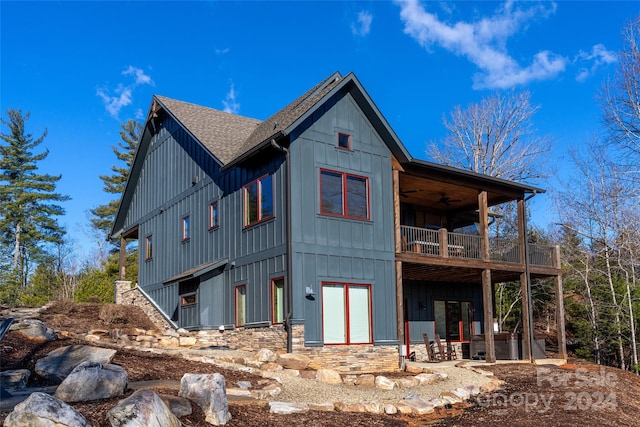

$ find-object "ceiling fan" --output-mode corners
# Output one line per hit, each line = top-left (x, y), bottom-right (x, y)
(399, 188), (424, 198)
(438, 193), (462, 205)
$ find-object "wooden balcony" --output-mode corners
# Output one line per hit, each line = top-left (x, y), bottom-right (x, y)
(400, 225), (557, 268)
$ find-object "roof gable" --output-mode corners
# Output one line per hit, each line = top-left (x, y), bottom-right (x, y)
(155, 96), (261, 165)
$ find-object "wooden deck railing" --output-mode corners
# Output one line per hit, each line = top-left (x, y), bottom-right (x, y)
(400, 225), (556, 267)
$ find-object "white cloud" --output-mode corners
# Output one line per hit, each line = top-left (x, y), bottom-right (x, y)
(395, 0), (567, 89)
(351, 11), (373, 37)
(97, 66), (154, 118)
(574, 44), (617, 82)
(215, 47), (230, 55)
(222, 83), (240, 114)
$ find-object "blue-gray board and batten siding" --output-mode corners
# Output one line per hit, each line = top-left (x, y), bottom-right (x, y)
(121, 115), (287, 330)
(289, 89), (398, 346)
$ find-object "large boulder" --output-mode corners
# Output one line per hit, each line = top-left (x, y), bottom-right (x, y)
(3, 392), (91, 427)
(54, 361), (128, 402)
(9, 319), (56, 342)
(179, 373), (231, 425)
(254, 348), (278, 362)
(277, 353), (310, 370)
(107, 389), (181, 427)
(315, 369), (342, 384)
(35, 345), (117, 383)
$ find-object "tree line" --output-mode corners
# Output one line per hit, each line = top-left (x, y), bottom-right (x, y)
(2, 17), (640, 372)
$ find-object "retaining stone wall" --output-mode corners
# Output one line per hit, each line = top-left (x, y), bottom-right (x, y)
(114, 281), (174, 330)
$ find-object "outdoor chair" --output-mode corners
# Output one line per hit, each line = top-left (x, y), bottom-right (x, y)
(434, 334), (457, 361)
(423, 333), (442, 362)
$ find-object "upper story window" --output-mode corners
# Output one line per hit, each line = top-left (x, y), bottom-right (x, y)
(182, 215), (191, 241)
(145, 234), (153, 260)
(338, 133), (351, 149)
(320, 169), (369, 220)
(244, 174), (273, 227)
(209, 201), (219, 229)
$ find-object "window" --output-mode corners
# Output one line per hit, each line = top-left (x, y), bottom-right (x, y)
(244, 175), (273, 226)
(145, 235), (153, 260)
(181, 293), (197, 306)
(338, 133), (351, 149)
(271, 278), (285, 324)
(182, 215), (190, 241)
(235, 285), (246, 327)
(322, 283), (372, 344)
(434, 300), (473, 342)
(320, 170), (369, 219)
(209, 201), (219, 229)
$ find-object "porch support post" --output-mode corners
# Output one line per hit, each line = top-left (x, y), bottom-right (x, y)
(518, 199), (532, 361)
(478, 191), (489, 261)
(392, 166), (405, 362)
(554, 245), (568, 360)
(438, 228), (449, 258)
(482, 268), (496, 363)
(119, 236), (126, 281)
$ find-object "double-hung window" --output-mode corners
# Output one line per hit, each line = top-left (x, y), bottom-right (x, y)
(271, 278), (285, 324)
(244, 174), (273, 226)
(322, 283), (372, 344)
(320, 170), (369, 219)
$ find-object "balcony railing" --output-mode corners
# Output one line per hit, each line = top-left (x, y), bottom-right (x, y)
(400, 225), (556, 267)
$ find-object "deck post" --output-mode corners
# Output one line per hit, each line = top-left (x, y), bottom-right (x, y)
(478, 191), (489, 261)
(438, 228), (449, 258)
(396, 261), (405, 362)
(482, 268), (496, 363)
(119, 236), (126, 281)
(393, 169), (401, 254)
(518, 199), (532, 361)
(554, 245), (568, 360)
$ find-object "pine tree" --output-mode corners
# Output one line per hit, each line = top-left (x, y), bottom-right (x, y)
(0, 109), (69, 289)
(90, 119), (141, 241)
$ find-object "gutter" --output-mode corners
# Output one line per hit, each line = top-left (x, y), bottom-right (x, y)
(270, 138), (294, 353)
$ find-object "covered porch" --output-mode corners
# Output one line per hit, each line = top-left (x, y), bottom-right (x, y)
(391, 159), (566, 363)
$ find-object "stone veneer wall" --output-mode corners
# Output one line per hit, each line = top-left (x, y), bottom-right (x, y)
(409, 341), (464, 363)
(114, 281), (174, 331)
(291, 325), (400, 373)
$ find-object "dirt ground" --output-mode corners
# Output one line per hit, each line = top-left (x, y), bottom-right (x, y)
(2, 302), (640, 426)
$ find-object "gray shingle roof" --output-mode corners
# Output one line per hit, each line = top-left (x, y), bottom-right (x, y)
(154, 72), (344, 166)
(154, 96), (261, 165)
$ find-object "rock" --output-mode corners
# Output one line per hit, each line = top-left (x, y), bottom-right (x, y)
(261, 362), (283, 372)
(452, 387), (470, 400)
(254, 348), (278, 362)
(394, 402), (413, 414)
(251, 383), (283, 399)
(163, 329), (180, 338)
(159, 394), (192, 418)
(35, 345), (117, 383)
(269, 401), (309, 414)
(464, 384), (482, 397)
(374, 375), (396, 390)
(315, 369), (342, 384)
(281, 369), (300, 377)
(308, 402), (335, 412)
(404, 398), (435, 415)
(396, 377), (420, 388)
(179, 373), (231, 425)
(3, 392), (90, 427)
(432, 370), (449, 380)
(355, 374), (375, 388)
(403, 392), (418, 399)
(54, 361), (128, 402)
(179, 337), (197, 346)
(384, 403), (398, 414)
(299, 370), (316, 379)
(363, 402), (384, 414)
(0, 369), (31, 389)
(83, 334), (101, 343)
(157, 337), (179, 348)
(404, 363), (424, 374)
(415, 373), (441, 385)
(236, 381), (252, 389)
(107, 389), (180, 427)
(245, 360), (264, 369)
(439, 391), (463, 404)
(342, 374), (357, 386)
(277, 353), (310, 370)
(226, 388), (252, 397)
(176, 328), (190, 336)
(88, 328), (110, 336)
(334, 402), (366, 412)
(10, 319), (56, 342)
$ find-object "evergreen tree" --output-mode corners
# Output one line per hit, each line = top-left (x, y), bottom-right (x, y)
(0, 109), (69, 289)
(90, 119), (141, 241)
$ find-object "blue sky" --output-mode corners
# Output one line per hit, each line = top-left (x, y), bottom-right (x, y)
(1, 1), (638, 261)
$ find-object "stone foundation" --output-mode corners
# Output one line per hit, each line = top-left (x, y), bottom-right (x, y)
(409, 341), (464, 363)
(114, 281), (399, 372)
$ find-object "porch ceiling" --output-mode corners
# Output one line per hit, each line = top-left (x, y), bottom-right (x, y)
(401, 262), (523, 284)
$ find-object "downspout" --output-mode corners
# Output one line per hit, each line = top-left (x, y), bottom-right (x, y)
(521, 190), (537, 362)
(271, 138), (293, 353)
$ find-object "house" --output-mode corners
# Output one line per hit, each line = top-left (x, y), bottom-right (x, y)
(111, 72), (566, 372)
